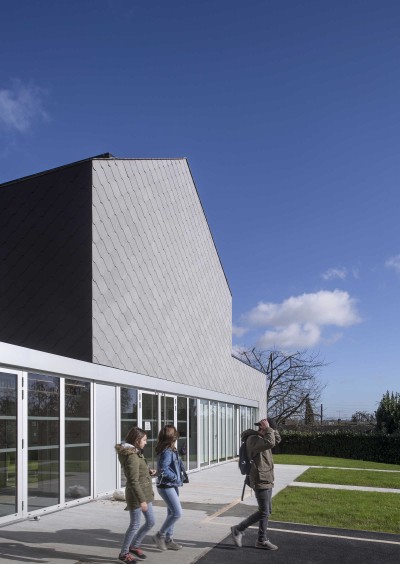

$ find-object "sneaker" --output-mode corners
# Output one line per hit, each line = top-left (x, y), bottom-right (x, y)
(152, 532), (167, 551)
(165, 538), (183, 550)
(255, 539), (278, 550)
(118, 553), (137, 562)
(129, 547), (147, 560)
(230, 526), (243, 548)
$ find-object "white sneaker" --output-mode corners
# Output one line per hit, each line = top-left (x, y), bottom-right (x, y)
(230, 526), (243, 548)
(255, 539), (278, 550)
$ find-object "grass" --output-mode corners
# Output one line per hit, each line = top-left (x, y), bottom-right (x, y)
(272, 487), (400, 534)
(274, 454), (400, 470)
(295, 467), (400, 489)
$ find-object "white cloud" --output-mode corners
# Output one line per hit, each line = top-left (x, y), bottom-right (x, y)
(322, 267), (347, 280)
(0, 80), (49, 133)
(257, 322), (321, 349)
(242, 289), (361, 349)
(232, 325), (248, 338)
(385, 254), (400, 274)
(245, 290), (360, 327)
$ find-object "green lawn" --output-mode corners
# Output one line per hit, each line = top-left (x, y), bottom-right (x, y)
(274, 454), (400, 471)
(272, 487), (400, 534)
(295, 467), (400, 489)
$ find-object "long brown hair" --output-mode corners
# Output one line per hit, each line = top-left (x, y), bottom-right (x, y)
(125, 427), (146, 449)
(155, 424), (179, 454)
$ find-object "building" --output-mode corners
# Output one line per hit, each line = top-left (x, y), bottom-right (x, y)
(0, 154), (265, 524)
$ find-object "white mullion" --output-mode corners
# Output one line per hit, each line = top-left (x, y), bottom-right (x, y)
(59, 378), (65, 505)
(116, 385), (121, 489)
(90, 381), (94, 499)
(20, 370), (28, 518)
(92, 383), (97, 496)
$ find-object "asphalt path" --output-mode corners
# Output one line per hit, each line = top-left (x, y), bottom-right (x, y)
(196, 521), (400, 564)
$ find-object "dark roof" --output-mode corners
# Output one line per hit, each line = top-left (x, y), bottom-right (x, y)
(0, 153), (114, 188)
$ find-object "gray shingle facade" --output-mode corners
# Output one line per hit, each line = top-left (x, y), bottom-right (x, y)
(0, 155), (265, 404)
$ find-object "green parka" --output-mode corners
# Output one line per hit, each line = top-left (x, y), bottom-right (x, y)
(242, 428), (281, 490)
(115, 442), (155, 510)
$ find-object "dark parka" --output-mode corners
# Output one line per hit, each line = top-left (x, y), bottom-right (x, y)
(115, 443), (154, 510)
(241, 428), (281, 490)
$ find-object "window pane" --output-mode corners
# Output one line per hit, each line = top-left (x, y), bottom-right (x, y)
(28, 373), (60, 511)
(219, 403), (226, 461)
(200, 400), (209, 467)
(188, 398), (197, 470)
(65, 379), (91, 500)
(210, 401), (218, 463)
(177, 397), (187, 465)
(121, 387), (138, 442)
(0, 373), (17, 517)
(28, 448), (59, 510)
(226, 404), (233, 459)
(65, 446), (91, 500)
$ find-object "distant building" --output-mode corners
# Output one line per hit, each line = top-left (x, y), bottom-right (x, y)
(0, 154), (265, 524)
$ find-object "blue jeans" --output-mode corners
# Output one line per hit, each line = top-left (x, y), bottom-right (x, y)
(157, 486), (183, 540)
(236, 488), (272, 542)
(121, 502), (155, 554)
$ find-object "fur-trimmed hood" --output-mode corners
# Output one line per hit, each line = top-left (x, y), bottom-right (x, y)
(115, 442), (141, 456)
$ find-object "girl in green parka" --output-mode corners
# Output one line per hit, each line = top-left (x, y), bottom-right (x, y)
(115, 427), (156, 562)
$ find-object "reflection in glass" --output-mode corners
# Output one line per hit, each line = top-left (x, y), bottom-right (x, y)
(200, 400), (209, 467)
(161, 396), (174, 427)
(219, 403), (226, 461)
(0, 373), (17, 517)
(141, 393), (158, 469)
(120, 387), (138, 487)
(226, 404), (234, 459)
(210, 401), (218, 463)
(120, 387), (138, 441)
(188, 398), (198, 470)
(28, 373), (60, 511)
(65, 380), (91, 501)
(177, 397), (187, 467)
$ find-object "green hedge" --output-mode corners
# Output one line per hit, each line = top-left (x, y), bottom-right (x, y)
(274, 431), (400, 464)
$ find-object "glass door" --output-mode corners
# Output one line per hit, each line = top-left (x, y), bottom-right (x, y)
(0, 369), (22, 522)
(27, 373), (60, 512)
(140, 392), (177, 468)
(161, 395), (175, 428)
(140, 392), (159, 469)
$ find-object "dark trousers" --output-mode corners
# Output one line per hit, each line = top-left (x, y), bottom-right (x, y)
(237, 488), (272, 542)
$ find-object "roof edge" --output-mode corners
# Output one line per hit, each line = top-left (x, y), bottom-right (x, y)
(0, 153), (114, 188)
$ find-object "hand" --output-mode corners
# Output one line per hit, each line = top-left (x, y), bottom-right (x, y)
(149, 468), (157, 476)
(141, 501), (148, 512)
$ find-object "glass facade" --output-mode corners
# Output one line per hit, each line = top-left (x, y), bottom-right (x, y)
(65, 379), (91, 501)
(28, 373), (60, 511)
(0, 372), (17, 517)
(200, 399), (209, 467)
(188, 398), (197, 470)
(120, 387), (138, 440)
(177, 396), (188, 466)
(0, 363), (258, 522)
(141, 393), (158, 469)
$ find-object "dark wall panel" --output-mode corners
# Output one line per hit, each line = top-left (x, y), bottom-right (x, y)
(0, 162), (93, 361)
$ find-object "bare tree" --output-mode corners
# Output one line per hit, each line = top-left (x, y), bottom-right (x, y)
(236, 349), (326, 424)
(351, 411), (375, 424)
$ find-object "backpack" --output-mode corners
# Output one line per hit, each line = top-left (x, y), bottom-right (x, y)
(238, 438), (252, 476)
(238, 437), (255, 500)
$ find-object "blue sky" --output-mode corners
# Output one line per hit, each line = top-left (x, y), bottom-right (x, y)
(1, 0), (399, 418)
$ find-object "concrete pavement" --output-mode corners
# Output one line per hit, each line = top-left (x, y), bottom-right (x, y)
(0, 462), (305, 563)
(0, 461), (399, 563)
